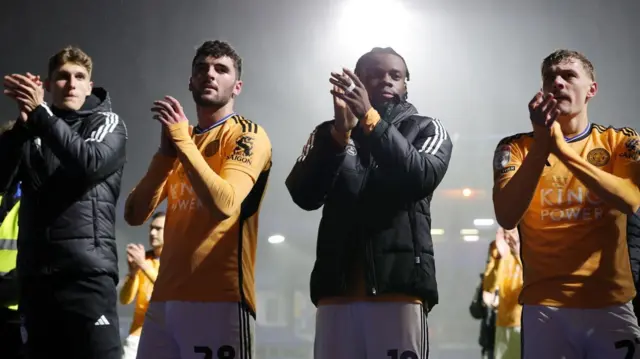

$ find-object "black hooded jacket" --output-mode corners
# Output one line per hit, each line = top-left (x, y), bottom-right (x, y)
(286, 101), (453, 310)
(0, 88), (127, 281)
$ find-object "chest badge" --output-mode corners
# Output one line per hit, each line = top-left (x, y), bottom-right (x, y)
(586, 148), (610, 167)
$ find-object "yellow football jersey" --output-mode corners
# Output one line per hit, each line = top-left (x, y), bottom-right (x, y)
(493, 124), (640, 308)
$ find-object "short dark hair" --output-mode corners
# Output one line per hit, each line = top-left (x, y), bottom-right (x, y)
(151, 211), (166, 220)
(354, 47), (410, 81)
(192, 40), (243, 80)
(541, 49), (595, 81)
(48, 46), (93, 79)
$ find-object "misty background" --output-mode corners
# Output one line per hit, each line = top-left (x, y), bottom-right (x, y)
(1, 0), (639, 357)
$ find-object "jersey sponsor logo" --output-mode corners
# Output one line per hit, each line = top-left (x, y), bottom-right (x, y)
(168, 181), (203, 211)
(499, 165), (516, 174)
(204, 139), (220, 157)
(539, 176), (604, 221)
(619, 137), (640, 162)
(586, 148), (610, 166)
(227, 134), (254, 164)
(493, 145), (511, 170)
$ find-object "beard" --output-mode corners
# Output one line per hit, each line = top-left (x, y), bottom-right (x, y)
(191, 88), (232, 108)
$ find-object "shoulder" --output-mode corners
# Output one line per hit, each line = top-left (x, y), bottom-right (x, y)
(593, 124), (639, 160)
(86, 111), (128, 141)
(496, 132), (533, 149)
(227, 115), (268, 137)
(226, 115), (271, 148)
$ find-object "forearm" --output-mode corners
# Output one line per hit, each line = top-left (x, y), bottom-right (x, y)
(119, 274), (138, 304)
(556, 142), (640, 214)
(0, 124), (28, 192)
(139, 264), (158, 284)
(493, 146), (548, 229)
(124, 152), (173, 226)
(286, 125), (346, 210)
(173, 139), (241, 218)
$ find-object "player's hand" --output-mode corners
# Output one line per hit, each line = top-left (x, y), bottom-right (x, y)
(529, 91), (561, 149)
(3, 73), (44, 121)
(504, 228), (520, 257)
(495, 228), (510, 259)
(332, 85), (358, 133)
(330, 68), (372, 120)
(127, 243), (146, 268)
(151, 96), (189, 132)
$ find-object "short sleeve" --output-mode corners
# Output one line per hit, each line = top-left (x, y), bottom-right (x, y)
(493, 140), (524, 191)
(613, 131), (640, 188)
(221, 124), (272, 183)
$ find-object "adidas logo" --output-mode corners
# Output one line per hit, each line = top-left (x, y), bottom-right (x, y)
(94, 315), (110, 326)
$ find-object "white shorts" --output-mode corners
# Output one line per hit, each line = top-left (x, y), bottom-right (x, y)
(314, 302), (429, 359)
(522, 302), (640, 359)
(122, 335), (140, 359)
(136, 301), (255, 359)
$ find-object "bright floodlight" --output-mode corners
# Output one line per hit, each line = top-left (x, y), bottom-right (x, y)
(463, 235), (480, 242)
(462, 188), (472, 197)
(474, 219), (495, 227)
(337, 0), (412, 48)
(268, 235), (285, 244)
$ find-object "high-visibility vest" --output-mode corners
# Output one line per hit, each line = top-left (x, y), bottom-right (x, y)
(0, 195), (19, 310)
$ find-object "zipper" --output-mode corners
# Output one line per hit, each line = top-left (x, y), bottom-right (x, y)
(357, 158), (378, 296)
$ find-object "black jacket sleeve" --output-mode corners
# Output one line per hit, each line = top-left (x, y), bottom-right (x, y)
(285, 121), (347, 211)
(628, 211), (640, 288)
(0, 121), (29, 194)
(27, 104), (127, 182)
(364, 117), (453, 200)
(0, 269), (19, 307)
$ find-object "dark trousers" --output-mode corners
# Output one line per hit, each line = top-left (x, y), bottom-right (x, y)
(20, 274), (121, 359)
(0, 306), (24, 359)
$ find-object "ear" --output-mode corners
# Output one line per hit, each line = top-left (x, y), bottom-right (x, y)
(188, 76), (194, 92)
(232, 80), (243, 97)
(586, 81), (598, 102)
(44, 79), (51, 93)
(88, 81), (94, 93)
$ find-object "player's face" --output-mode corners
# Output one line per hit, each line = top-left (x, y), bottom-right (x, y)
(542, 59), (597, 118)
(361, 53), (407, 107)
(148, 216), (165, 249)
(189, 55), (242, 108)
(46, 63), (93, 111)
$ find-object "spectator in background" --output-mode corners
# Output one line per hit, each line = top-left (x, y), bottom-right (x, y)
(119, 212), (165, 359)
(0, 120), (22, 359)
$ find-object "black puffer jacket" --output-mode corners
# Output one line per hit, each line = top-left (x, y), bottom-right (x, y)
(0, 88), (127, 280)
(286, 101), (453, 311)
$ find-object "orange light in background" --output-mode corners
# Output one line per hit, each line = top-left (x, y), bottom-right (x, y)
(462, 188), (472, 197)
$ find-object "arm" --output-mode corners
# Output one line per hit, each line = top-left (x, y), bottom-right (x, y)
(482, 242), (500, 293)
(124, 152), (174, 226)
(139, 263), (158, 284)
(0, 121), (29, 193)
(168, 122), (272, 219)
(492, 138), (548, 230)
(554, 133), (640, 215)
(26, 105), (127, 182)
(118, 273), (139, 305)
(285, 122), (348, 211)
(628, 213), (640, 287)
(357, 109), (453, 199)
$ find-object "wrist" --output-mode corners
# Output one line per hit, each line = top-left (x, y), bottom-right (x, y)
(330, 125), (351, 147)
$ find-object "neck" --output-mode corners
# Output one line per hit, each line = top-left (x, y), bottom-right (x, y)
(153, 247), (162, 258)
(558, 110), (589, 139)
(196, 101), (235, 129)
